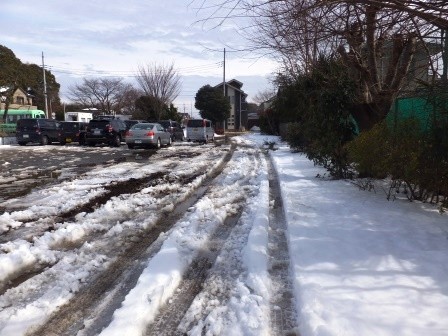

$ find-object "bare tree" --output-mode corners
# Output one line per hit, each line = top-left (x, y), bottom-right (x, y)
(252, 88), (276, 105)
(135, 63), (182, 121)
(68, 77), (130, 113)
(195, 0), (448, 130)
(116, 86), (143, 116)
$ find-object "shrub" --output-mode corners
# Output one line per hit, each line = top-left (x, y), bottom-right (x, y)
(275, 56), (357, 178)
(346, 121), (390, 178)
(347, 116), (448, 204)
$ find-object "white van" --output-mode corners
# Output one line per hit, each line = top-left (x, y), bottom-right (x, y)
(186, 119), (214, 143)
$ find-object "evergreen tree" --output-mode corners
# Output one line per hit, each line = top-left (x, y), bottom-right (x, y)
(194, 85), (230, 124)
(0, 45), (61, 121)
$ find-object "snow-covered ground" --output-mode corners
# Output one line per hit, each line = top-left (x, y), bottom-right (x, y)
(0, 135), (447, 336)
(267, 137), (448, 336)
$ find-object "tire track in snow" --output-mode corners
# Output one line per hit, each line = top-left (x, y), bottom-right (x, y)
(266, 153), (300, 336)
(144, 214), (244, 336)
(144, 148), (262, 336)
(0, 171), (166, 245)
(0, 147), (222, 295)
(24, 145), (236, 336)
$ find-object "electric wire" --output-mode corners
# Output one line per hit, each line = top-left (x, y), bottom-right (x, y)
(46, 61), (223, 77)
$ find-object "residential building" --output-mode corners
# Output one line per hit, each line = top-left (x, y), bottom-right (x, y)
(1, 87), (36, 110)
(214, 79), (248, 131)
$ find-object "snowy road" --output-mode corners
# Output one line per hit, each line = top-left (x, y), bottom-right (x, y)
(0, 139), (295, 335)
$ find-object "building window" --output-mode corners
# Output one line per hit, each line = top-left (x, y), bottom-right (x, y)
(16, 96), (25, 105)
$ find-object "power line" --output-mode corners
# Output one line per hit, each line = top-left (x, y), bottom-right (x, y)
(46, 61), (223, 77)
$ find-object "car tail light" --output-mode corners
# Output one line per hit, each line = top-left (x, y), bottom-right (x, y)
(106, 124), (113, 132)
(126, 130), (132, 137)
(145, 131), (155, 137)
(35, 127), (41, 134)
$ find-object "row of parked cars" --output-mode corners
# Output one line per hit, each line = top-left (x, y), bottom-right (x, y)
(15, 117), (214, 148)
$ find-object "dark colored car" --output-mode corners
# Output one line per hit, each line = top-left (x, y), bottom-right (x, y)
(16, 118), (60, 146)
(124, 119), (145, 130)
(85, 118), (127, 147)
(58, 121), (88, 145)
(158, 120), (184, 141)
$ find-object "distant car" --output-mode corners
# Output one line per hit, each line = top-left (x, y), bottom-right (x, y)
(58, 121), (88, 145)
(16, 118), (60, 146)
(158, 120), (184, 142)
(125, 122), (172, 149)
(124, 119), (145, 130)
(85, 118), (127, 147)
(186, 119), (214, 143)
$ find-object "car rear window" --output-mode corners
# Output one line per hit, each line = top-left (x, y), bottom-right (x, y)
(125, 120), (139, 127)
(89, 120), (109, 128)
(132, 123), (154, 130)
(187, 119), (205, 128)
(17, 119), (38, 128)
(159, 121), (170, 128)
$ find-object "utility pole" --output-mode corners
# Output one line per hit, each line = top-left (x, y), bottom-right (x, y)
(223, 48), (226, 131)
(442, 29), (447, 83)
(223, 48), (226, 96)
(42, 52), (49, 118)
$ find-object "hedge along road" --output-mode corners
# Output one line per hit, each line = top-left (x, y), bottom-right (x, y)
(0, 138), (299, 336)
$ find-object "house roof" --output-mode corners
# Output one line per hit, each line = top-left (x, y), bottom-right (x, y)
(214, 79), (248, 97)
(226, 79), (243, 89)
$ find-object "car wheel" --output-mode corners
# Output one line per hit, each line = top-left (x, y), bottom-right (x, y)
(127, 144), (135, 149)
(87, 142), (95, 147)
(79, 137), (85, 146)
(155, 138), (161, 149)
(167, 136), (172, 147)
(41, 136), (49, 146)
(111, 135), (121, 147)
(18, 141), (27, 146)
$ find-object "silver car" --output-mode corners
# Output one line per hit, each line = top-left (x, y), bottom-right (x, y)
(125, 123), (172, 149)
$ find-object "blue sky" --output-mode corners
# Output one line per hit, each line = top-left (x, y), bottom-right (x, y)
(1, 0), (277, 112)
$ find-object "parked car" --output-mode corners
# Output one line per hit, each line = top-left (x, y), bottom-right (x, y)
(85, 118), (127, 147)
(16, 118), (60, 146)
(124, 120), (144, 130)
(158, 120), (184, 141)
(186, 119), (214, 143)
(58, 121), (88, 145)
(125, 122), (172, 149)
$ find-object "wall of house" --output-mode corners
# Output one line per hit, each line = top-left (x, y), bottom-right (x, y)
(227, 86), (236, 130)
(226, 88), (247, 131)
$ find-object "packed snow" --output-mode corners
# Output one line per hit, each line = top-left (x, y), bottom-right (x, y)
(0, 134), (447, 336)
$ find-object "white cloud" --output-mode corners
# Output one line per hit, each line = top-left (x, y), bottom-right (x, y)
(2, 0), (278, 106)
